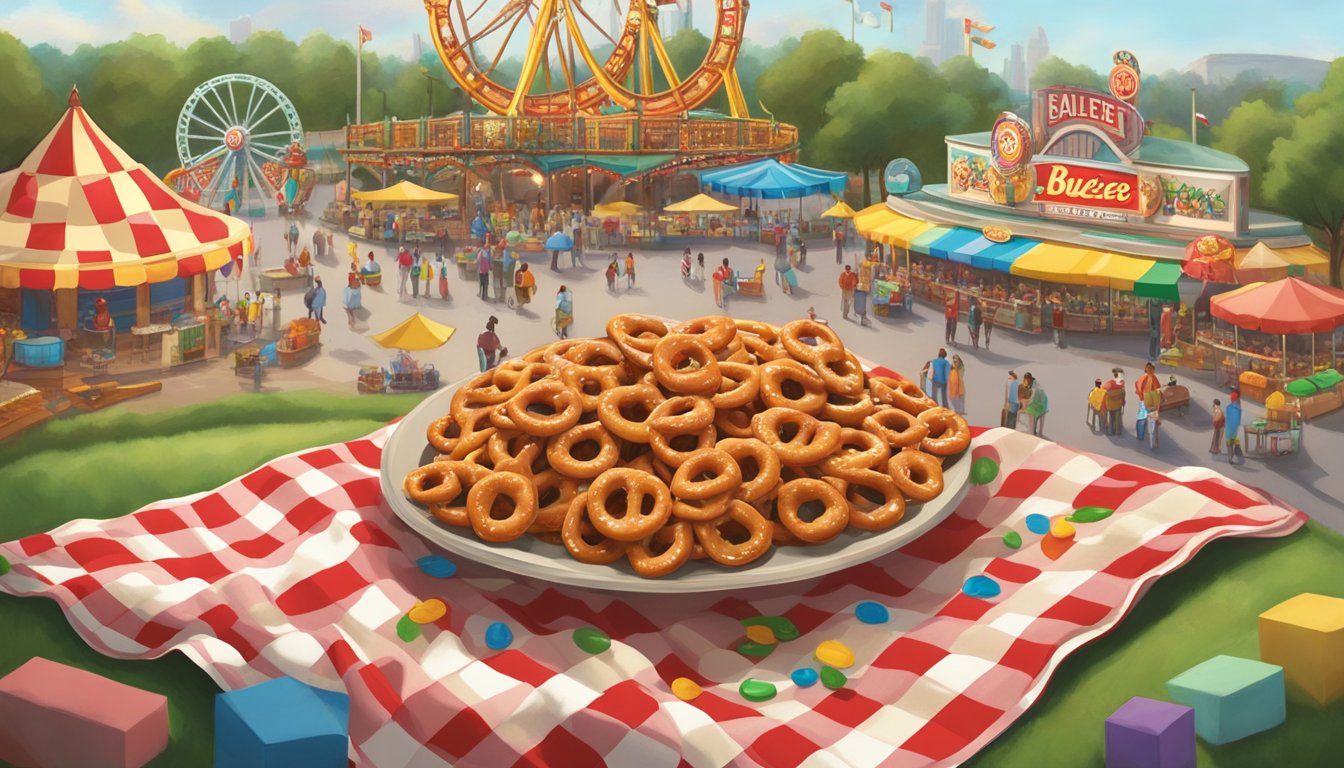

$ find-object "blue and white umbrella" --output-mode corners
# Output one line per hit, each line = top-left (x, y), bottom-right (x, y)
(470, 215), (488, 239)
(544, 232), (574, 251)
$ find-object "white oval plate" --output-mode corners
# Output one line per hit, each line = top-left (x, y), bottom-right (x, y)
(381, 380), (971, 594)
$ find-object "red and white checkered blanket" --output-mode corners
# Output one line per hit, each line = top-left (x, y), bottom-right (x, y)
(0, 401), (1304, 767)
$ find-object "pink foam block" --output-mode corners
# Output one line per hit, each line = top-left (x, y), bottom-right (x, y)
(0, 657), (169, 768)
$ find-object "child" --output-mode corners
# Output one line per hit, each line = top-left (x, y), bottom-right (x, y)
(605, 258), (618, 291)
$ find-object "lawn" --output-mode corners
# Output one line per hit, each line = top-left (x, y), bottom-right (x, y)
(1, 391), (1340, 767)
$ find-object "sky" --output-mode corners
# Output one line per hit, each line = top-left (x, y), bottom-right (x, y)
(3, 0), (1340, 75)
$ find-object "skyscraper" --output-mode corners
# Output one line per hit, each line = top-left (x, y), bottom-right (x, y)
(229, 16), (251, 45)
(918, 0), (946, 62)
(683, 0), (694, 31)
(1026, 27), (1050, 83)
(1009, 43), (1027, 92)
(413, 33), (424, 61)
(943, 18), (962, 62)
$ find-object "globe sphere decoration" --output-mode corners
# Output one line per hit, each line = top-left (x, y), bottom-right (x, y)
(883, 158), (922, 196)
(990, 112), (1033, 174)
(174, 74), (304, 217)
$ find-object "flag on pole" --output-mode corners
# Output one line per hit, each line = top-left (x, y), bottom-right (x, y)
(358, 26), (373, 45)
(970, 21), (995, 32)
(879, 1), (893, 31)
(1195, 113), (1210, 126)
(971, 36), (997, 50)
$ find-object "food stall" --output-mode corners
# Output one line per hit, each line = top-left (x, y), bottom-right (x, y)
(350, 181), (459, 245)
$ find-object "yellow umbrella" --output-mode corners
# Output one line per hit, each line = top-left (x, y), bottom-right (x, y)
(593, 201), (642, 218)
(370, 313), (456, 351)
(352, 181), (459, 207)
(664, 193), (738, 214)
(821, 201), (857, 219)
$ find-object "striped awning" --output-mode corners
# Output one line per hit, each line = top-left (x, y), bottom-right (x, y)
(853, 204), (935, 248)
(1086, 252), (1159, 290)
(1010, 243), (1106, 284)
(0, 87), (252, 290)
(928, 229), (985, 261)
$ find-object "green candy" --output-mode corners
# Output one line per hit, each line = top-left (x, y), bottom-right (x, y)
(1068, 507), (1115, 524)
(820, 665), (847, 690)
(738, 678), (778, 702)
(741, 616), (799, 642)
(970, 457), (999, 485)
(0, 554), (9, 576)
(572, 627), (611, 654)
(1002, 531), (1022, 549)
(396, 615), (422, 642)
(736, 641), (776, 658)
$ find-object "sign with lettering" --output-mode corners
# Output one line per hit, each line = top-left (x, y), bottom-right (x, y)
(1033, 162), (1139, 212)
(1032, 86), (1145, 156)
(990, 112), (1033, 173)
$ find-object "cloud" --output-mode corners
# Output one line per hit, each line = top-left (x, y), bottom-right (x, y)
(2, 0), (221, 49)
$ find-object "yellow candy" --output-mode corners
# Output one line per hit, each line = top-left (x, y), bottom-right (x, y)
(671, 677), (703, 701)
(407, 598), (448, 625)
(1050, 517), (1076, 539)
(744, 625), (777, 645)
(814, 640), (855, 669)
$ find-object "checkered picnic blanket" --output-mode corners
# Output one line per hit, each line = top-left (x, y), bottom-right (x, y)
(0, 375), (1305, 768)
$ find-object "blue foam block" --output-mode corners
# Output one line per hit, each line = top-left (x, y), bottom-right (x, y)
(215, 676), (350, 767)
(1165, 655), (1285, 745)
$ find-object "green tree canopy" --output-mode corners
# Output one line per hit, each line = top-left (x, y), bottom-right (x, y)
(756, 30), (864, 154)
(0, 33), (58, 165)
(1213, 99), (1294, 207)
(939, 56), (1012, 131)
(1029, 56), (1105, 92)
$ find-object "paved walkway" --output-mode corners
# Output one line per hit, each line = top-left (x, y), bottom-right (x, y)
(114, 184), (1344, 532)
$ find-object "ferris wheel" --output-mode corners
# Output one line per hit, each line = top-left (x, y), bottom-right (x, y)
(174, 74), (304, 216)
(426, 0), (750, 118)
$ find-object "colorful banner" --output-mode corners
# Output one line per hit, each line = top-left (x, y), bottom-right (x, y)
(1033, 162), (1140, 212)
(1160, 176), (1230, 221)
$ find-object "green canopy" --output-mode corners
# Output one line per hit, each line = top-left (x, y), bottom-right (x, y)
(527, 154), (675, 177)
(1132, 261), (1183, 302)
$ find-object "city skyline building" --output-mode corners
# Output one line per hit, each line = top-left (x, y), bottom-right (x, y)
(228, 16), (251, 45)
(918, 0), (946, 62)
(1026, 26), (1049, 83)
(1008, 42), (1027, 92)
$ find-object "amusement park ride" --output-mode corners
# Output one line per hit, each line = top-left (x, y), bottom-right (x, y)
(167, 74), (316, 218)
(343, 0), (795, 212)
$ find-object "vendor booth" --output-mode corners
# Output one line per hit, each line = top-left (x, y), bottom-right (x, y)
(699, 158), (849, 244)
(350, 181), (459, 245)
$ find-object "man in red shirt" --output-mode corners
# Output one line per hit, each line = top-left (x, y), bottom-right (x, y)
(838, 265), (858, 320)
(944, 294), (959, 346)
(1051, 302), (1066, 348)
(712, 258), (733, 309)
(396, 246), (413, 297)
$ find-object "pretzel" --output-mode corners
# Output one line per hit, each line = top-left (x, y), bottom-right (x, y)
(751, 408), (842, 466)
(596, 382), (664, 443)
(871, 376), (937, 414)
(672, 316), (738, 352)
(811, 346), (865, 397)
(715, 437), (781, 503)
(586, 468), (673, 542)
(651, 334), (722, 395)
(774, 478), (849, 544)
(648, 425), (716, 466)
(779, 319), (844, 362)
(627, 521), (695, 577)
(670, 448), (743, 500)
(863, 408), (929, 448)
(759, 358), (828, 414)
(819, 390), (876, 428)
(692, 500), (773, 566)
(546, 421), (620, 479)
(528, 469), (581, 532)
(829, 467), (906, 531)
(465, 471), (537, 541)
(560, 364), (626, 412)
(504, 379), (583, 437)
(606, 314), (669, 369)
(561, 491), (629, 564)
(820, 427), (891, 473)
(712, 361), (761, 409)
(889, 449), (945, 502)
(917, 408), (972, 456)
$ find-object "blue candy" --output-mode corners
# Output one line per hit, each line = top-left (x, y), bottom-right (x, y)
(790, 668), (819, 688)
(854, 601), (890, 625)
(485, 621), (514, 650)
(962, 575), (1002, 599)
(1025, 514), (1051, 535)
(416, 555), (457, 578)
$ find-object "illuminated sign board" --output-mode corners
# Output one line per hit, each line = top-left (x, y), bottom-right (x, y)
(1033, 162), (1139, 212)
(1032, 86), (1145, 156)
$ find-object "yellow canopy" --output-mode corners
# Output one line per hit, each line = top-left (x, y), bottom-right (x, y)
(1010, 243), (1106, 285)
(854, 204), (934, 248)
(664, 194), (738, 214)
(1274, 244), (1330, 276)
(353, 181), (459, 207)
(370, 313), (456, 351)
(821, 201), (857, 219)
(1086, 253), (1158, 290)
(593, 201), (642, 218)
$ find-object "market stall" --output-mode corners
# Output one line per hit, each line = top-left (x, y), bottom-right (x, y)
(350, 181), (459, 245)
(699, 158), (848, 242)
(660, 194), (740, 240)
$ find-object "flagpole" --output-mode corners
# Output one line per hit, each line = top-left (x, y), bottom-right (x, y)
(1190, 87), (1196, 144)
(356, 27), (364, 124)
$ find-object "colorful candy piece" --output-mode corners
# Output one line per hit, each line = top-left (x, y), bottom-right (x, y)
(744, 625), (777, 644)
(741, 616), (800, 641)
(970, 456), (999, 485)
(736, 641), (775, 658)
(738, 678), (777, 702)
(415, 555), (457, 578)
(963, 575), (1002, 599)
(855, 601), (889, 625)
(790, 668), (818, 688)
(396, 615), (422, 642)
(408, 599), (448, 625)
(485, 622), (513, 650)
(1068, 507), (1114, 524)
(0, 553), (10, 576)
(814, 640), (855, 669)
(572, 627), (611, 654)
(1050, 517), (1076, 539)
(671, 678), (702, 701)
(1002, 531), (1022, 549)
(1041, 535), (1075, 561)
(1025, 514), (1051, 535)
(820, 666), (847, 690)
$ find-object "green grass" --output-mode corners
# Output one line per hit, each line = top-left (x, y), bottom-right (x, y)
(2, 391), (1341, 766)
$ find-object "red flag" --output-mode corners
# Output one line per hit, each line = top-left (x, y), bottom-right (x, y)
(358, 26), (373, 45)
(963, 18), (972, 34)
(972, 36), (997, 50)
(1195, 113), (1210, 126)
(879, 1), (892, 9)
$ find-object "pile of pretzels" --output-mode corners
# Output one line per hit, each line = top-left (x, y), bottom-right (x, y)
(403, 314), (971, 578)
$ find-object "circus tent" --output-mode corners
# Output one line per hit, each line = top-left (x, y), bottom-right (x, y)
(0, 87), (252, 332)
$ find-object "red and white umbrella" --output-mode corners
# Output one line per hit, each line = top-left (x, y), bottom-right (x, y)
(0, 87), (252, 291)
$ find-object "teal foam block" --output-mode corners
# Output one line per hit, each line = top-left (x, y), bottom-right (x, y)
(214, 677), (350, 768)
(1165, 655), (1285, 745)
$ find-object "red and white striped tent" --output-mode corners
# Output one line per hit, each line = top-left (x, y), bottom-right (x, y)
(0, 87), (252, 292)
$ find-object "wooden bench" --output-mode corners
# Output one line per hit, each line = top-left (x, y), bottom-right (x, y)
(736, 265), (767, 297)
(1159, 384), (1190, 416)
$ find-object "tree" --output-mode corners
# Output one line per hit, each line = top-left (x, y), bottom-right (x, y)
(294, 33), (356, 126)
(812, 52), (968, 206)
(1147, 122), (1188, 141)
(1213, 100), (1294, 207)
(1029, 56), (1105, 92)
(0, 33), (58, 170)
(85, 34), (188, 173)
(939, 57), (1012, 130)
(756, 30), (864, 155)
(1263, 59), (1344, 287)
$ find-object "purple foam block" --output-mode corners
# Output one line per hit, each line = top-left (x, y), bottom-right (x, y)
(0, 656), (169, 768)
(1105, 696), (1196, 768)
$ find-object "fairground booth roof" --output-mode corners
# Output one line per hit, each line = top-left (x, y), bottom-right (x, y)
(0, 87), (252, 291)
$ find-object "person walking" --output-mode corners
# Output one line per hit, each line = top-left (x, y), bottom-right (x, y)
(983, 302), (994, 349)
(680, 250), (693, 281)
(247, 292), (264, 332)
(308, 276), (327, 324)
(774, 248), (793, 295)
(944, 294), (958, 346)
(1051, 301), (1066, 348)
(605, 257), (618, 292)
(1087, 378), (1107, 432)
(490, 244), (506, 303)
(571, 228), (585, 268)
(967, 299), (983, 349)
(313, 229), (324, 260)
(410, 250), (422, 298)
(422, 249), (433, 297)
(855, 254), (874, 326)
(834, 224), (844, 264)
(1224, 389), (1244, 462)
(550, 230), (563, 271)
(1135, 362), (1160, 402)
(344, 268), (361, 329)
(929, 348), (951, 408)
(1025, 374), (1049, 436)
(554, 285), (573, 339)
(476, 316), (505, 371)
(625, 252), (636, 289)
(695, 253), (706, 282)
(1003, 370), (1020, 428)
(949, 354), (966, 413)
(1210, 398), (1225, 454)
(1017, 373), (1034, 431)
(288, 221), (300, 256)
(437, 254), (450, 300)
(712, 258), (733, 309)
(476, 246), (490, 300)
(397, 246), (412, 296)
(1103, 368), (1126, 435)
(1143, 383), (1163, 449)
(838, 265), (857, 320)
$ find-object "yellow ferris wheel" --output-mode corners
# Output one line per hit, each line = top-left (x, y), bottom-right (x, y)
(425, 0), (751, 118)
